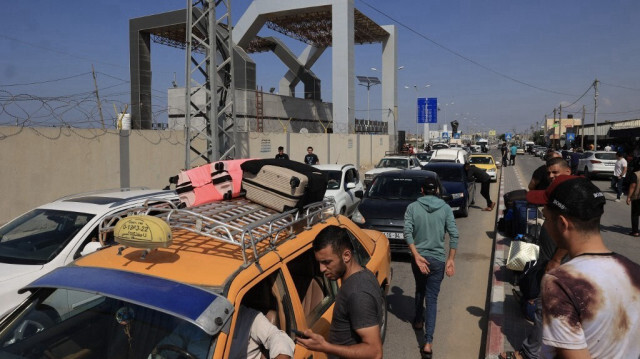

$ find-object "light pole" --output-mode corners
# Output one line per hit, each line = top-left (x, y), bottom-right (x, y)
(357, 76), (381, 122)
(405, 84), (430, 149)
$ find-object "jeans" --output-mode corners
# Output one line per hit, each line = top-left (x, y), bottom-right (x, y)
(631, 199), (640, 233)
(521, 297), (543, 359)
(613, 176), (624, 199)
(411, 256), (445, 344)
(502, 154), (508, 166)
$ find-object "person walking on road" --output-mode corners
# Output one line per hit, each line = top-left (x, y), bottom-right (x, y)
(275, 146), (289, 160)
(501, 143), (509, 167)
(627, 168), (640, 237)
(403, 177), (458, 359)
(526, 175), (640, 358)
(613, 151), (627, 202)
(464, 162), (495, 211)
(297, 226), (383, 359)
(304, 146), (319, 165)
(510, 143), (518, 166)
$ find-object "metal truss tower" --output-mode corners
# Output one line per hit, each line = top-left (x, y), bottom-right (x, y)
(184, 0), (236, 168)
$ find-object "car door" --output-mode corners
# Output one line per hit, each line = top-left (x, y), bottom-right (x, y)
(344, 168), (363, 215)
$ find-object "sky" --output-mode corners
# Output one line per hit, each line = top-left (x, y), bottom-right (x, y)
(1, 0), (639, 135)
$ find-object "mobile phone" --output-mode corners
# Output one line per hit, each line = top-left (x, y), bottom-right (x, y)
(292, 329), (309, 339)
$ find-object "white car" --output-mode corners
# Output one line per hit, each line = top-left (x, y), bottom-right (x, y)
(364, 155), (422, 187)
(428, 148), (469, 164)
(416, 151), (433, 166)
(578, 151), (617, 178)
(314, 164), (364, 216)
(0, 188), (178, 317)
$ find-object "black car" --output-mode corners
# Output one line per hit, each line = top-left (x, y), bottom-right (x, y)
(422, 163), (476, 217)
(351, 170), (449, 253)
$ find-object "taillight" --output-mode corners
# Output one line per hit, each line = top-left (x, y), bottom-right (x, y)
(590, 160), (601, 164)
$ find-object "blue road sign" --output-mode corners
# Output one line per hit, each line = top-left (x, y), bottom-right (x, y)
(442, 132), (449, 139)
(453, 132), (460, 139)
(427, 98), (438, 123)
(505, 132), (513, 141)
(566, 133), (575, 141)
(417, 98), (427, 124)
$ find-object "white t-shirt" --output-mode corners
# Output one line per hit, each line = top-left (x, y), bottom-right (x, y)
(540, 253), (640, 359)
(614, 158), (627, 177)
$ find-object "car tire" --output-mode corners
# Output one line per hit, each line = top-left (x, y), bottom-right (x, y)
(380, 293), (388, 343)
(459, 200), (469, 217)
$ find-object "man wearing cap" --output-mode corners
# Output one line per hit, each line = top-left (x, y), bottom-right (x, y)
(527, 175), (640, 358)
(528, 150), (562, 190)
(404, 177), (458, 359)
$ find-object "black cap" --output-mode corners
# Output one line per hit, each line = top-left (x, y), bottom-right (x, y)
(422, 177), (438, 194)
(526, 175), (605, 221)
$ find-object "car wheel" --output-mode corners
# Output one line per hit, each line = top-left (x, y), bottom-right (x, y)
(380, 293), (388, 343)
(459, 200), (469, 217)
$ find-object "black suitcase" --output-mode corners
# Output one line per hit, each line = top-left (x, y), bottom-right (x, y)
(504, 189), (528, 209)
(241, 159), (327, 209)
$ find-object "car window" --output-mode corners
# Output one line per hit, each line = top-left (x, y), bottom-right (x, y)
(352, 169), (360, 184)
(325, 170), (342, 190)
(595, 152), (617, 160)
(285, 249), (337, 325)
(425, 167), (464, 182)
(468, 157), (493, 165)
(344, 169), (355, 184)
(0, 209), (95, 265)
(346, 230), (371, 266)
(369, 177), (423, 200)
(377, 159), (409, 168)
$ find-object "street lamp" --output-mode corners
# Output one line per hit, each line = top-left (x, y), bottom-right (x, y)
(357, 76), (381, 122)
(405, 84), (430, 149)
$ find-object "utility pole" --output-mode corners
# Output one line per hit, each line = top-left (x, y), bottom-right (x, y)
(91, 65), (105, 129)
(593, 79), (599, 149)
(553, 108), (557, 149)
(558, 104), (562, 148)
(581, 105), (585, 149)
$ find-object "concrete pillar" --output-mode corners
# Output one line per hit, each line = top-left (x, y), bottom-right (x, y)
(381, 25), (397, 150)
(332, 0), (355, 133)
(279, 45), (326, 98)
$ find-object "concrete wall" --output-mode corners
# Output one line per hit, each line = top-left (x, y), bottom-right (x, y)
(0, 126), (390, 224)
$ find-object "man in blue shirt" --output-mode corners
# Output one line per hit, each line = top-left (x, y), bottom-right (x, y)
(510, 144), (518, 165)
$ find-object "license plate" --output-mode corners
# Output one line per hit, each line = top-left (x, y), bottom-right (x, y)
(383, 232), (404, 240)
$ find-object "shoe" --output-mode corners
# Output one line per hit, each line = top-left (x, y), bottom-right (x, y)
(615, 199), (621, 202)
(499, 351), (524, 359)
(629, 232), (640, 237)
(420, 348), (433, 359)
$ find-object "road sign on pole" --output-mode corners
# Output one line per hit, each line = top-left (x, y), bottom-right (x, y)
(427, 98), (438, 123)
(566, 133), (575, 142)
(417, 98), (427, 124)
(505, 132), (513, 141)
(442, 132), (449, 139)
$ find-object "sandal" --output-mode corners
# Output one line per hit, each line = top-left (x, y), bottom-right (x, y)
(420, 348), (433, 359)
(629, 232), (640, 237)
(498, 350), (524, 359)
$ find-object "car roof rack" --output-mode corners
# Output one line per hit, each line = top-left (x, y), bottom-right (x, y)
(99, 198), (334, 265)
(55, 187), (152, 201)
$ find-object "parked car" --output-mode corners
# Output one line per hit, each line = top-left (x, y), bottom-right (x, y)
(428, 148), (469, 164)
(313, 164), (364, 216)
(578, 151), (617, 178)
(0, 188), (178, 317)
(423, 163), (476, 217)
(516, 147), (525, 155)
(468, 154), (498, 182)
(0, 199), (391, 359)
(431, 143), (449, 150)
(534, 146), (547, 158)
(415, 151), (433, 166)
(364, 154), (421, 188)
(351, 170), (448, 253)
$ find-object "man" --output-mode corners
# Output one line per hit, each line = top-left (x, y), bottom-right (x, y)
(528, 150), (561, 190)
(275, 146), (289, 160)
(500, 157), (571, 359)
(527, 175), (640, 358)
(613, 151), (627, 202)
(296, 226), (383, 359)
(304, 146), (319, 165)
(627, 167), (640, 237)
(464, 162), (495, 211)
(404, 177), (458, 359)
(501, 143), (509, 167)
(510, 143), (518, 165)
(569, 148), (582, 175)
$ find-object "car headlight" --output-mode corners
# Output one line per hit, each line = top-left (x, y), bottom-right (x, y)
(451, 193), (464, 199)
(487, 169), (496, 173)
(351, 208), (365, 224)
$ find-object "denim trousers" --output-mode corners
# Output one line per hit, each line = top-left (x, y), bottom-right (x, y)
(521, 296), (543, 359)
(613, 176), (624, 199)
(411, 256), (445, 344)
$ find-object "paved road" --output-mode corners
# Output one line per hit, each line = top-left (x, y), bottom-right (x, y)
(384, 153), (500, 359)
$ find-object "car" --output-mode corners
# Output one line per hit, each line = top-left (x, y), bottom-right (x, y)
(423, 163), (476, 217)
(516, 147), (525, 155)
(534, 146), (547, 158)
(469, 145), (482, 153)
(468, 154), (498, 182)
(364, 154), (422, 188)
(415, 151), (433, 166)
(431, 143), (449, 150)
(577, 151), (617, 179)
(313, 164), (364, 216)
(428, 148), (469, 164)
(351, 170), (448, 253)
(0, 198), (392, 359)
(0, 187), (178, 317)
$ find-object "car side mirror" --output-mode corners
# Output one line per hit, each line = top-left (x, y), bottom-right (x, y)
(355, 190), (364, 199)
(79, 241), (103, 258)
(346, 182), (356, 190)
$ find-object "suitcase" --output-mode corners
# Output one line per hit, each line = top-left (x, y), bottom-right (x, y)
(512, 200), (539, 238)
(504, 189), (528, 209)
(241, 159), (327, 208)
(242, 165), (309, 212)
(211, 158), (254, 199)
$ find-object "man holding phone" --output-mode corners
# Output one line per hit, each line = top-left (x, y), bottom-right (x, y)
(296, 226), (383, 359)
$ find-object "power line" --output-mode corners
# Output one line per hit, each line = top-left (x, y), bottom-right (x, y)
(0, 72), (92, 87)
(357, 0), (578, 96)
(600, 81), (640, 92)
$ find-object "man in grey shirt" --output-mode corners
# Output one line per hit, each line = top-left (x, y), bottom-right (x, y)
(296, 226), (383, 359)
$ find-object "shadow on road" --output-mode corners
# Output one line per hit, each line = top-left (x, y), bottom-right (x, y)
(467, 306), (488, 331)
(386, 285), (425, 349)
(600, 223), (630, 235)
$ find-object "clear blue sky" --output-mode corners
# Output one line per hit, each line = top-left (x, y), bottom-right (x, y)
(1, 0), (639, 135)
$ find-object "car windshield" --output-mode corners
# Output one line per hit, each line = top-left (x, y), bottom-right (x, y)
(595, 152), (617, 160)
(0, 288), (214, 359)
(469, 157), (493, 165)
(0, 209), (95, 265)
(416, 153), (432, 161)
(377, 158), (408, 169)
(369, 177), (424, 200)
(325, 170), (342, 189)
(425, 167), (464, 182)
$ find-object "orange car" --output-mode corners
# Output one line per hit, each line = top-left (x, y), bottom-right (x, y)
(0, 199), (391, 359)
